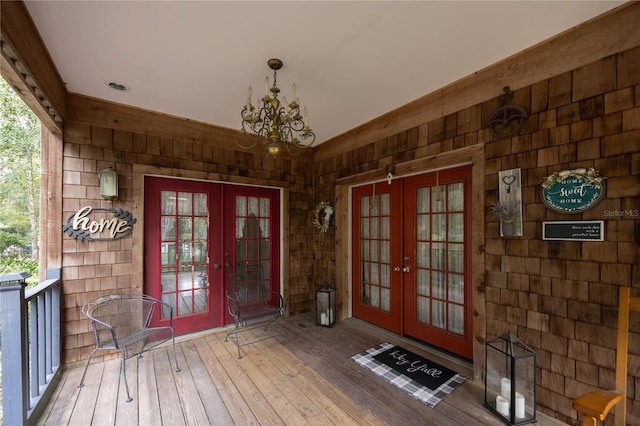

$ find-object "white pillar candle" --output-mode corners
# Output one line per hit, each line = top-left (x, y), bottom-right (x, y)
(496, 395), (510, 417)
(320, 312), (327, 325)
(500, 377), (511, 399)
(515, 392), (526, 419)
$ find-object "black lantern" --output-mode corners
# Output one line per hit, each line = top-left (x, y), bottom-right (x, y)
(484, 332), (536, 425)
(316, 285), (336, 327)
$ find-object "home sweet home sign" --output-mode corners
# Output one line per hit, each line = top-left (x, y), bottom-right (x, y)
(62, 206), (137, 242)
(540, 168), (606, 214)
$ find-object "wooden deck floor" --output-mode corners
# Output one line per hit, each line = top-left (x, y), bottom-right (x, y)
(35, 313), (566, 425)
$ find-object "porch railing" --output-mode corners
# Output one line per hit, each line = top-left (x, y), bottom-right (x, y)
(0, 268), (62, 425)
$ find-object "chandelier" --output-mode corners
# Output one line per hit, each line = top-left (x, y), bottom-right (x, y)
(235, 58), (316, 157)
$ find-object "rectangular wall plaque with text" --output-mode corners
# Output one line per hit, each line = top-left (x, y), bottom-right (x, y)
(542, 221), (604, 241)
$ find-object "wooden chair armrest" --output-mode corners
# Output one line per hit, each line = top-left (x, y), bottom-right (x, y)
(572, 390), (624, 421)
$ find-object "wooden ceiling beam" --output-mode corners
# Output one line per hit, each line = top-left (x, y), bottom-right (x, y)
(1, 1), (66, 134)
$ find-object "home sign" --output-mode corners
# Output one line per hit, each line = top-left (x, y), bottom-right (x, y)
(62, 206), (137, 242)
(540, 168), (606, 214)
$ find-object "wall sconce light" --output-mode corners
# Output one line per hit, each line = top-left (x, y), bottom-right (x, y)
(99, 166), (118, 202)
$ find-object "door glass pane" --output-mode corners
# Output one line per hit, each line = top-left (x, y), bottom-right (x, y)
(432, 187), (445, 212)
(194, 289), (207, 313)
(194, 217), (207, 240)
(380, 194), (390, 215)
(381, 241), (390, 263)
(448, 274), (464, 304)
(432, 243), (445, 270)
(417, 242), (430, 268)
(432, 300), (445, 329)
(370, 218), (379, 238)
(381, 288), (390, 311)
(260, 218), (270, 238)
(417, 269), (430, 296)
(162, 217), (176, 240)
(194, 193), (207, 215)
(161, 191), (176, 215)
(417, 188), (430, 213)
(448, 183), (464, 211)
(160, 190), (209, 319)
(417, 214), (429, 240)
(448, 243), (463, 273)
(448, 304), (464, 334)
(178, 192), (192, 215)
(381, 217), (390, 239)
(448, 213), (464, 242)
(248, 197), (259, 215)
(361, 218), (369, 238)
(432, 214), (446, 241)
(178, 218), (192, 240)
(236, 196), (247, 216)
(417, 296), (430, 323)
(361, 196), (370, 216)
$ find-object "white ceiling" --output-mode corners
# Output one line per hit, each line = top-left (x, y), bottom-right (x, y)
(24, 1), (625, 145)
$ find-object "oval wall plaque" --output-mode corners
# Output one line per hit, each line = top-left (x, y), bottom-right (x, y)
(540, 168), (606, 214)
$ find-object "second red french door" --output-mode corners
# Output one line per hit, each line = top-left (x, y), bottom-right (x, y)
(352, 166), (473, 358)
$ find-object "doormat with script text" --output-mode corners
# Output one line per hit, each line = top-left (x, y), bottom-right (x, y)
(351, 342), (467, 407)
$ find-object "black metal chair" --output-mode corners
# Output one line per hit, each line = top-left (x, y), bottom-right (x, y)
(225, 263), (284, 359)
(78, 293), (180, 402)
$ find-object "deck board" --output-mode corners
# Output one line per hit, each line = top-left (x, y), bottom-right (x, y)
(181, 340), (234, 425)
(91, 358), (120, 425)
(114, 356), (138, 426)
(34, 313), (566, 425)
(137, 350), (162, 426)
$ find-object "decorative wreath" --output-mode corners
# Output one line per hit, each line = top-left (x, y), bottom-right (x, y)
(541, 168), (605, 190)
(312, 202), (334, 234)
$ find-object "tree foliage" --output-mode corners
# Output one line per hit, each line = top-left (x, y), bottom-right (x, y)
(0, 78), (40, 266)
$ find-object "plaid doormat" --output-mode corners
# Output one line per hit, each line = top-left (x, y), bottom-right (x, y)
(351, 342), (467, 408)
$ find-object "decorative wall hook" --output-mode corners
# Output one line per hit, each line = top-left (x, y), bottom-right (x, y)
(487, 86), (528, 139)
(387, 165), (395, 185)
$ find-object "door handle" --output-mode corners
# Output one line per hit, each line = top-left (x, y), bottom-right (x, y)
(393, 266), (401, 272)
(402, 266), (411, 273)
(213, 263), (221, 269)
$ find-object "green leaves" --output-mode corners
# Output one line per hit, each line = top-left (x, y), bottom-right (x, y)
(0, 78), (40, 267)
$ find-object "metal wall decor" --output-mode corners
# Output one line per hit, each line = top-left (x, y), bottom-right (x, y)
(487, 87), (528, 139)
(62, 206), (137, 242)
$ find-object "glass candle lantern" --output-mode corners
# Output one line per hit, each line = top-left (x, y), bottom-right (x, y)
(484, 332), (536, 425)
(316, 285), (336, 327)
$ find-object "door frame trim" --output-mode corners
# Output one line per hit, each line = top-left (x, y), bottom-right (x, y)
(335, 144), (485, 382)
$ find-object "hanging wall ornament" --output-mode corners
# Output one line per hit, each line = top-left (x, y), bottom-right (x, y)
(487, 87), (528, 139)
(493, 168), (523, 237)
(312, 201), (334, 234)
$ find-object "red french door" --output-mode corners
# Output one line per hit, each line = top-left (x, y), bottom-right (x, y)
(352, 180), (403, 333)
(352, 166), (473, 358)
(222, 185), (281, 322)
(144, 177), (280, 335)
